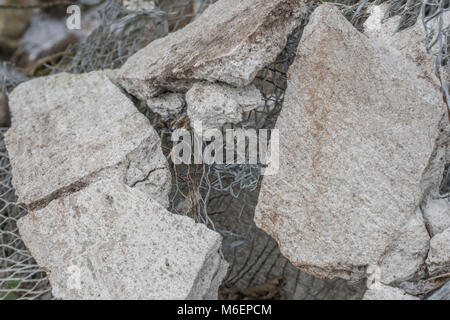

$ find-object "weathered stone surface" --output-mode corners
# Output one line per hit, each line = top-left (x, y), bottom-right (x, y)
(378, 208), (429, 284)
(363, 282), (419, 300)
(254, 4), (447, 281)
(115, 0), (308, 100)
(426, 227), (450, 276)
(186, 82), (262, 134)
(5, 71), (171, 208)
(427, 280), (450, 300)
(147, 92), (185, 118)
(423, 195), (450, 236)
(17, 179), (227, 300)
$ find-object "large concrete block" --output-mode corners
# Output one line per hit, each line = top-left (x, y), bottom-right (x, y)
(6, 71), (171, 209)
(254, 4), (447, 282)
(17, 179), (227, 300)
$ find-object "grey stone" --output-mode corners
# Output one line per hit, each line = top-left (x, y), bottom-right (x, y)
(423, 195), (450, 236)
(426, 227), (450, 276)
(115, 0), (308, 100)
(17, 179), (227, 300)
(427, 280), (450, 300)
(254, 4), (447, 281)
(147, 92), (185, 118)
(378, 208), (430, 284)
(5, 71), (171, 208)
(186, 82), (262, 135)
(363, 282), (419, 300)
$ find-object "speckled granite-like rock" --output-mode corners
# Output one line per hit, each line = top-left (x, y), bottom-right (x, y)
(186, 82), (262, 135)
(17, 179), (227, 300)
(427, 227), (450, 276)
(147, 92), (185, 118)
(363, 282), (419, 300)
(5, 71), (171, 208)
(254, 4), (447, 281)
(423, 195), (450, 237)
(115, 0), (308, 100)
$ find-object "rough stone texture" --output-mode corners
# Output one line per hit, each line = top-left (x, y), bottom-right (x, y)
(363, 282), (419, 300)
(423, 195), (450, 237)
(186, 82), (262, 135)
(378, 208), (430, 284)
(147, 92), (185, 118)
(17, 179), (227, 300)
(427, 280), (450, 300)
(426, 227), (450, 276)
(5, 71), (171, 209)
(254, 4), (447, 281)
(115, 0), (308, 100)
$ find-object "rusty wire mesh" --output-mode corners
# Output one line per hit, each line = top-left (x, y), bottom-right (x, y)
(1, 0), (449, 300)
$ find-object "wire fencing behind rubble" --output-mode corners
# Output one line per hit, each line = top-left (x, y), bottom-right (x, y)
(1, 0), (449, 299)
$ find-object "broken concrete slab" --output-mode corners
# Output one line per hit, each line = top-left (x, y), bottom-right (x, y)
(186, 82), (262, 135)
(115, 0), (308, 100)
(147, 92), (185, 118)
(426, 227), (450, 276)
(363, 282), (419, 300)
(5, 71), (171, 209)
(254, 4), (447, 281)
(423, 195), (450, 237)
(17, 179), (227, 300)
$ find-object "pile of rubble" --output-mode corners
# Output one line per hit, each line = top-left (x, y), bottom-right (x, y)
(4, 0), (450, 299)
(6, 0), (309, 299)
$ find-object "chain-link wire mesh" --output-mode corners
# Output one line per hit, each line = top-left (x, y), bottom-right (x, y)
(1, 0), (449, 299)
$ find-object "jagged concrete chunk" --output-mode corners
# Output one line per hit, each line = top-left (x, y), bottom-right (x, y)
(5, 71), (171, 208)
(423, 195), (450, 237)
(147, 92), (185, 118)
(427, 227), (450, 276)
(186, 82), (262, 135)
(116, 0), (308, 100)
(17, 179), (227, 300)
(363, 283), (419, 300)
(254, 4), (447, 281)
